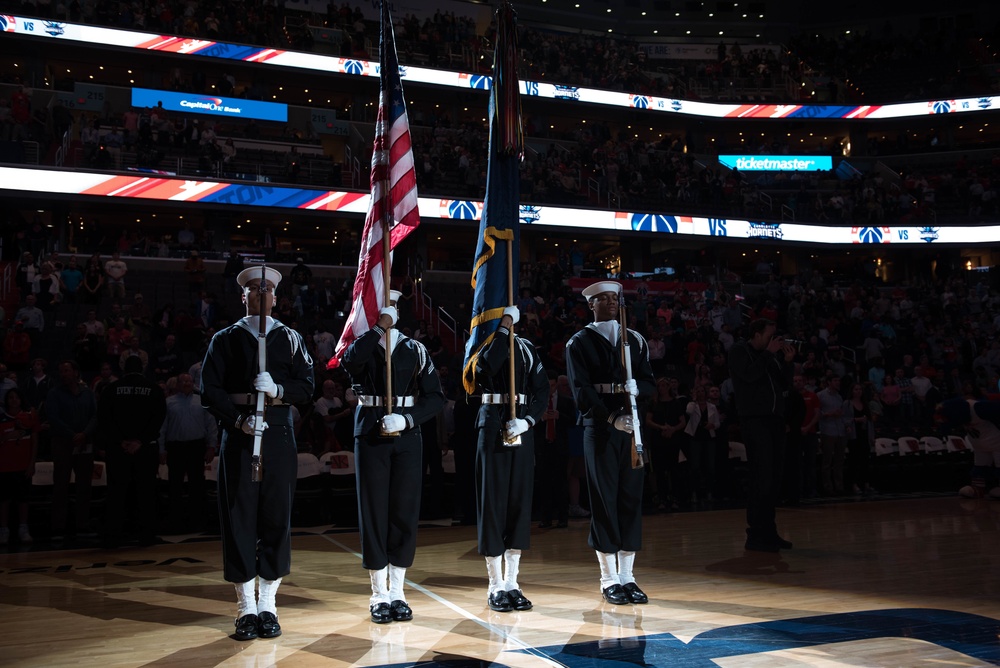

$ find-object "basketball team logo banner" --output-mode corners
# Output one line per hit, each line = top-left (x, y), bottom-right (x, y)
(3, 14), (1000, 121)
(3, 165), (1000, 245)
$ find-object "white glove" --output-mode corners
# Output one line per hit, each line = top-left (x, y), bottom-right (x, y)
(379, 305), (398, 327)
(380, 413), (407, 433)
(240, 415), (268, 435)
(502, 305), (520, 325)
(613, 415), (634, 434)
(504, 418), (530, 440)
(623, 379), (639, 397)
(255, 371), (279, 399)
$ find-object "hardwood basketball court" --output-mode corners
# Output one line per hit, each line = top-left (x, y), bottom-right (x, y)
(2, 496), (999, 667)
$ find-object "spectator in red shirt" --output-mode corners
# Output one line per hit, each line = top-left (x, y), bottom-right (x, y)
(105, 317), (131, 370)
(10, 85), (30, 141)
(2, 322), (32, 372)
(0, 389), (38, 545)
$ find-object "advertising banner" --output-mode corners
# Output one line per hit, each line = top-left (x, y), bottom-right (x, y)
(131, 87), (288, 122)
(718, 155), (833, 171)
(3, 15), (998, 122)
(0, 166), (980, 247)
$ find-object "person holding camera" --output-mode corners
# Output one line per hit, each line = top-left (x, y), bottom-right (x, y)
(728, 318), (796, 552)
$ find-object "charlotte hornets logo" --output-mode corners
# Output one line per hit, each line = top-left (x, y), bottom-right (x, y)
(978, 97), (993, 110)
(853, 226), (891, 243)
(554, 85), (579, 100)
(747, 222), (783, 240)
(929, 100), (955, 114)
(519, 205), (541, 224)
(630, 95), (650, 109)
(918, 227), (940, 243)
(43, 21), (65, 36)
(631, 214), (677, 233)
(670, 99), (683, 112)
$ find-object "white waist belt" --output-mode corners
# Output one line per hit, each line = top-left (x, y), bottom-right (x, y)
(228, 392), (284, 406)
(358, 395), (415, 407)
(481, 393), (527, 405)
(593, 383), (627, 394)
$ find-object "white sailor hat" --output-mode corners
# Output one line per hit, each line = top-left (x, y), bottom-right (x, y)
(581, 280), (622, 300)
(237, 265), (282, 289)
(388, 289), (402, 305)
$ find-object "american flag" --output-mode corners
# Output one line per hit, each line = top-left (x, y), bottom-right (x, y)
(331, 0), (419, 367)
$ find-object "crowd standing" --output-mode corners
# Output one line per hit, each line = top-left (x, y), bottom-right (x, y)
(1, 229), (995, 553)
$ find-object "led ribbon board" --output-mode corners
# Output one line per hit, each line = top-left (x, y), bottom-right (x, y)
(2, 14), (998, 121)
(718, 155), (833, 171)
(0, 166), (984, 246)
(131, 87), (288, 122)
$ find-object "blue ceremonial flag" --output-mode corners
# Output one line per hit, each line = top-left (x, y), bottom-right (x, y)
(462, 1), (523, 394)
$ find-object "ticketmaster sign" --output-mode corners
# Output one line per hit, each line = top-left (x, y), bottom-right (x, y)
(131, 88), (288, 123)
(718, 155), (833, 172)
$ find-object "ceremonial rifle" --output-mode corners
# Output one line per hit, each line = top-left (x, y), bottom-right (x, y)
(251, 264), (267, 482)
(619, 295), (644, 469)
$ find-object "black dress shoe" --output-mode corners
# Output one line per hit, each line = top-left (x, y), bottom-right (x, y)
(257, 611), (281, 638)
(488, 590), (514, 612)
(772, 535), (793, 549)
(370, 602), (393, 624)
(537, 520), (552, 529)
(602, 584), (629, 605)
(744, 538), (781, 553)
(390, 599), (413, 621)
(556, 520), (568, 528)
(234, 613), (259, 640)
(622, 582), (648, 604)
(507, 589), (532, 611)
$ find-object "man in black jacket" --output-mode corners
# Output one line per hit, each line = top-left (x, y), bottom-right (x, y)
(97, 355), (166, 548)
(727, 318), (796, 552)
(342, 290), (444, 624)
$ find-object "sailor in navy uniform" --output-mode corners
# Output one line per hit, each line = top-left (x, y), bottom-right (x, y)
(341, 290), (445, 623)
(201, 265), (315, 641)
(565, 280), (655, 606)
(473, 305), (548, 612)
